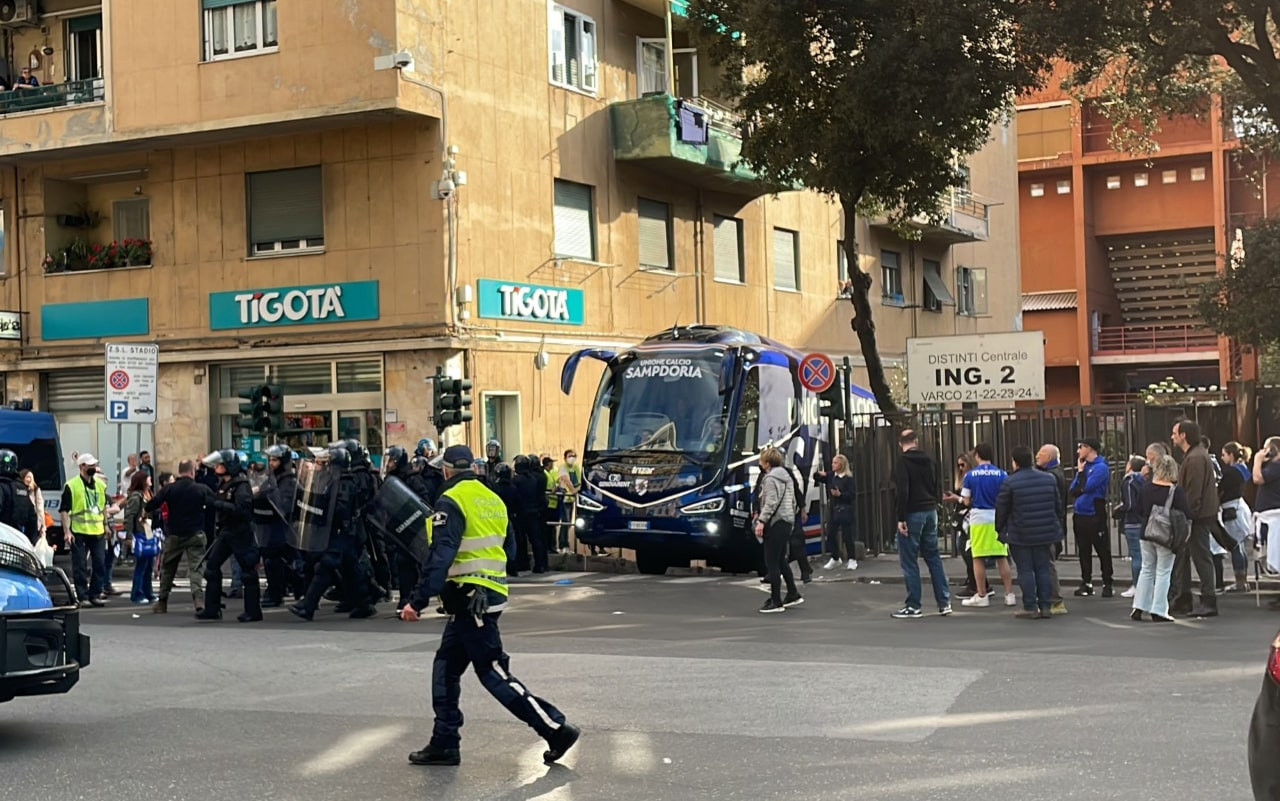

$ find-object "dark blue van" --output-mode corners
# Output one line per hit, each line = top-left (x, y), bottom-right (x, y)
(0, 409), (64, 543)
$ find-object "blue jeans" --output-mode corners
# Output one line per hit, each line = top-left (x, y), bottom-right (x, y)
(1123, 524), (1143, 583)
(899, 510), (950, 610)
(1010, 543), (1053, 611)
(1133, 539), (1175, 618)
(131, 554), (156, 602)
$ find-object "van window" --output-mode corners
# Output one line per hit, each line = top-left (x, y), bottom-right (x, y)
(2, 438), (62, 494)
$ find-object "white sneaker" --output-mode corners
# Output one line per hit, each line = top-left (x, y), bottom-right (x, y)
(961, 594), (990, 607)
(823, 558), (839, 570)
(1004, 593), (1017, 607)
(1121, 587), (1136, 598)
(846, 559), (858, 571)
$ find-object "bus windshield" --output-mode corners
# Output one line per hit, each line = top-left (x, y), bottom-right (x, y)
(586, 350), (729, 459)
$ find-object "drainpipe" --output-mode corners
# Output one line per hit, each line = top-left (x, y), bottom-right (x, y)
(664, 3), (675, 97)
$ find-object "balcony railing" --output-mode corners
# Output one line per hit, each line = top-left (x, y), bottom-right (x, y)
(870, 189), (991, 244)
(0, 78), (104, 116)
(1093, 324), (1219, 354)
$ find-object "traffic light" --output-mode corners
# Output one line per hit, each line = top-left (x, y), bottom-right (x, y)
(432, 368), (473, 429)
(237, 385), (267, 431)
(262, 385), (286, 432)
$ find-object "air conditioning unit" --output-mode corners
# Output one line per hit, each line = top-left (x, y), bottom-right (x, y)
(0, 0), (37, 28)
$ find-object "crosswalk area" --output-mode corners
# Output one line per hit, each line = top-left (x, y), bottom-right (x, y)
(512, 571), (763, 588)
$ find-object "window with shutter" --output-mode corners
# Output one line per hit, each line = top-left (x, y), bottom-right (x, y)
(881, 250), (903, 303)
(548, 5), (598, 95)
(957, 266), (987, 316)
(113, 198), (150, 243)
(554, 179), (595, 261)
(637, 198), (672, 271)
(773, 228), (798, 291)
(713, 215), (744, 282)
(247, 166), (324, 256)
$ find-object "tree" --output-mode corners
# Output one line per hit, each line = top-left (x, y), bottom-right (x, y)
(1046, 1), (1280, 153)
(685, 0), (1059, 423)
(1199, 218), (1280, 345)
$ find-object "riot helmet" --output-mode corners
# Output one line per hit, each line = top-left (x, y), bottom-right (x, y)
(338, 438), (367, 465)
(409, 454), (428, 474)
(203, 449), (244, 477)
(0, 449), (19, 478)
(265, 443), (293, 469)
(384, 445), (409, 476)
(486, 439), (502, 461)
(415, 438), (437, 458)
(327, 445), (351, 470)
(493, 463), (513, 483)
(513, 454), (530, 473)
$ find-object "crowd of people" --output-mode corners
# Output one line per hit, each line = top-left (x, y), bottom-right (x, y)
(888, 419), (1280, 621)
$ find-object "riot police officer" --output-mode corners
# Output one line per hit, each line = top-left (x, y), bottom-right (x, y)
(481, 439), (503, 485)
(512, 455), (547, 574)
(400, 445), (580, 766)
(490, 463), (522, 576)
(255, 444), (302, 607)
(290, 446), (376, 620)
(384, 445), (432, 611)
(341, 439), (390, 603)
(197, 450), (261, 622)
(0, 449), (39, 544)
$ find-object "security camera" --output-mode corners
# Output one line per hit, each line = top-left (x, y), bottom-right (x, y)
(435, 177), (456, 200)
(393, 51), (414, 69)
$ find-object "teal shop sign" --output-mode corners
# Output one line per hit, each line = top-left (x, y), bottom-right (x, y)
(209, 280), (379, 330)
(476, 279), (584, 326)
(42, 298), (149, 341)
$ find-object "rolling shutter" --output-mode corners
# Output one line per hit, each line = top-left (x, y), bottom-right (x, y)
(248, 166), (324, 247)
(637, 198), (671, 270)
(46, 369), (105, 413)
(714, 216), (743, 282)
(554, 179), (595, 260)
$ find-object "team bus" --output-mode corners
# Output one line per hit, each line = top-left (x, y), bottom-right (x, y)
(560, 326), (877, 575)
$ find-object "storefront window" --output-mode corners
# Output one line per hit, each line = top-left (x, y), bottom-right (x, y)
(339, 409), (383, 466)
(276, 361), (332, 395)
(337, 359), (382, 393)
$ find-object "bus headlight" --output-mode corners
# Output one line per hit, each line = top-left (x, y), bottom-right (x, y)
(706, 521), (720, 534)
(575, 518), (586, 530)
(680, 498), (725, 515)
(577, 495), (605, 512)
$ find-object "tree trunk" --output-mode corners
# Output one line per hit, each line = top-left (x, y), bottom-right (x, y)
(840, 195), (907, 428)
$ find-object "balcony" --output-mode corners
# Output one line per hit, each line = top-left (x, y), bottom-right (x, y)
(0, 78), (104, 116)
(0, 78), (108, 158)
(610, 94), (793, 198)
(1091, 324), (1220, 365)
(870, 190), (992, 244)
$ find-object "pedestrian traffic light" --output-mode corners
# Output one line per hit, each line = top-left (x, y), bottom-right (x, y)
(432, 368), (473, 429)
(262, 385), (286, 432)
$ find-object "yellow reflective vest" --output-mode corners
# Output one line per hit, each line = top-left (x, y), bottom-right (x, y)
(65, 476), (107, 536)
(430, 478), (510, 597)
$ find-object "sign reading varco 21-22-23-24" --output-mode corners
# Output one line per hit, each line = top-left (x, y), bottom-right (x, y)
(906, 331), (1046, 405)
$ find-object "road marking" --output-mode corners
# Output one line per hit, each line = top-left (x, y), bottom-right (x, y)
(518, 623), (642, 637)
(296, 722), (410, 777)
(597, 574), (651, 582)
(1083, 617), (1132, 630)
(668, 577), (718, 584)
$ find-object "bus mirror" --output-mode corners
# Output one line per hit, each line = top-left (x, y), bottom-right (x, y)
(719, 349), (739, 395)
(560, 349), (616, 395)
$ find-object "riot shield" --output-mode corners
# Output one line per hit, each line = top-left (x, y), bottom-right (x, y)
(367, 476), (431, 566)
(289, 461), (339, 552)
(251, 472), (290, 548)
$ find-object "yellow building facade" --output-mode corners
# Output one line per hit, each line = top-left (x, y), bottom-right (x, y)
(0, 0), (1022, 473)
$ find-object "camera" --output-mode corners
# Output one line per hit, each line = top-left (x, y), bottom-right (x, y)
(393, 51), (413, 69)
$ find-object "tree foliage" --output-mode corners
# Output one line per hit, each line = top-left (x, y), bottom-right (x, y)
(1199, 218), (1280, 345)
(1048, 0), (1280, 153)
(685, 0), (1060, 422)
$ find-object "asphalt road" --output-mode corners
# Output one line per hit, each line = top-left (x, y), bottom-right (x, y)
(1, 568), (1273, 801)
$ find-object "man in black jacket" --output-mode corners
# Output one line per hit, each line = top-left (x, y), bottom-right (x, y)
(997, 446), (1065, 618)
(892, 429), (950, 619)
(255, 445), (302, 608)
(513, 455), (548, 573)
(1035, 443), (1070, 615)
(147, 459), (214, 614)
(196, 450), (261, 622)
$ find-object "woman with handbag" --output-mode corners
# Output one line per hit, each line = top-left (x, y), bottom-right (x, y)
(122, 471), (157, 604)
(1219, 442), (1253, 592)
(1131, 455), (1191, 622)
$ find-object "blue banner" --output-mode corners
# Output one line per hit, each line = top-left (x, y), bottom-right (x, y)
(476, 279), (584, 326)
(42, 298), (149, 341)
(209, 280), (379, 330)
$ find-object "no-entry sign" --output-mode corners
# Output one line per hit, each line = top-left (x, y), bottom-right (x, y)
(798, 352), (836, 393)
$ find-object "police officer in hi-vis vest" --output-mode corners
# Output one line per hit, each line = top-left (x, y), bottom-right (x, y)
(400, 445), (580, 767)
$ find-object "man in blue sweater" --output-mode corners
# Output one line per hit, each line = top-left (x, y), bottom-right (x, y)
(1069, 437), (1112, 597)
(996, 446), (1064, 618)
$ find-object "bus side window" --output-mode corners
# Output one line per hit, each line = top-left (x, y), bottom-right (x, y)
(734, 368), (759, 455)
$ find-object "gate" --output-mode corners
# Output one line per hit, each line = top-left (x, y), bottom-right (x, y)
(844, 405), (1139, 557)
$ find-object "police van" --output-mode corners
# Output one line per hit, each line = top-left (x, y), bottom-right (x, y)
(0, 408), (64, 546)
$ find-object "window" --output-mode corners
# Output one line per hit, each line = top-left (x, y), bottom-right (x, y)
(1191, 166), (1207, 181)
(881, 250), (903, 303)
(772, 228), (799, 291)
(922, 259), (955, 312)
(203, 0), (278, 62)
(957, 266), (988, 316)
(247, 166), (324, 256)
(483, 393), (523, 454)
(112, 199), (150, 244)
(637, 39), (699, 98)
(1134, 172), (1149, 187)
(553, 179), (596, 261)
(1016, 105), (1072, 161)
(548, 4), (598, 94)
(1029, 183), (1045, 198)
(67, 14), (103, 81)
(1057, 180), (1071, 194)
(1163, 170), (1178, 184)
(637, 198), (673, 271)
(713, 215), (744, 282)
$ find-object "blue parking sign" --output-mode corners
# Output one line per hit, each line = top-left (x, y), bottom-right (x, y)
(108, 400), (129, 421)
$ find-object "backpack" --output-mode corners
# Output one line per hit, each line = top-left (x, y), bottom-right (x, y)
(1141, 487), (1189, 551)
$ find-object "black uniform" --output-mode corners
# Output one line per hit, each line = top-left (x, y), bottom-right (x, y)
(352, 459), (390, 602)
(0, 476), (40, 545)
(421, 465), (444, 506)
(254, 464), (302, 605)
(296, 470), (375, 619)
(493, 473), (521, 576)
(200, 474), (261, 621)
(386, 466), (433, 609)
(513, 463), (548, 573)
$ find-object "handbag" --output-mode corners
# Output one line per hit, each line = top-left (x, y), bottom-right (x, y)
(133, 533), (160, 558)
(1141, 487), (1189, 551)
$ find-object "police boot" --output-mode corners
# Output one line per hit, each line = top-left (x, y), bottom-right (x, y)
(195, 582), (222, 620)
(241, 571), (263, 621)
(408, 745), (461, 766)
(348, 604), (377, 619)
(543, 723), (581, 765)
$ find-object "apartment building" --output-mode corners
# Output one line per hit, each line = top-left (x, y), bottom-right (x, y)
(0, 0), (1021, 470)
(1017, 81), (1263, 406)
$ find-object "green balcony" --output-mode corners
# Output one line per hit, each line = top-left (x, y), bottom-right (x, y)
(610, 94), (793, 198)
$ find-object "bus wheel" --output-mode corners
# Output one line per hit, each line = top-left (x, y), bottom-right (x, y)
(635, 551), (669, 576)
